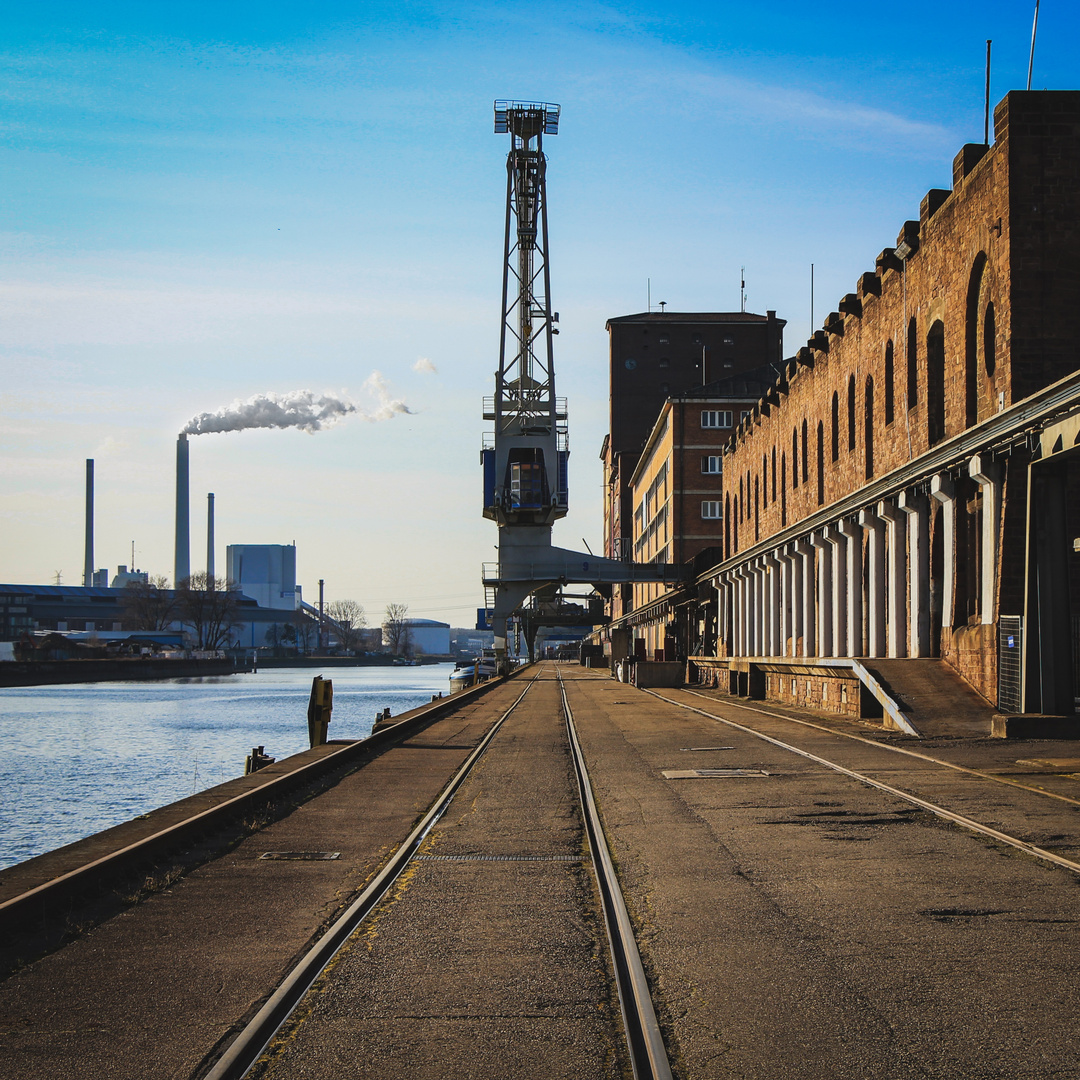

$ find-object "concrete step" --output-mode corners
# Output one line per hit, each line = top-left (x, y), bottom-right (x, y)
(861, 659), (997, 737)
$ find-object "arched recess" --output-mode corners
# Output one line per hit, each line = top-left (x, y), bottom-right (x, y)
(847, 375), (857, 450)
(927, 320), (946, 445)
(801, 418), (809, 483)
(724, 493), (731, 557)
(907, 317), (919, 410)
(965, 253), (987, 427)
(864, 375), (875, 479)
(792, 428), (799, 489)
(816, 421), (825, 505)
(984, 302), (996, 378)
(884, 341), (895, 424)
(831, 392), (840, 461)
(780, 454), (787, 527)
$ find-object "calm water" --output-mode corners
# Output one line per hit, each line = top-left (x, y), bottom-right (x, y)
(0, 663), (456, 871)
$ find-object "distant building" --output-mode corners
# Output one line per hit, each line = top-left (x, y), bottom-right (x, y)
(601, 311), (785, 620)
(110, 565), (149, 589)
(627, 375), (768, 649)
(385, 618), (450, 656)
(225, 544), (298, 611)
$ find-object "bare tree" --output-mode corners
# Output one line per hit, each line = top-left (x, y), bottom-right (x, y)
(382, 602), (410, 655)
(177, 572), (240, 649)
(292, 608), (318, 655)
(122, 574), (176, 631)
(326, 599), (366, 652)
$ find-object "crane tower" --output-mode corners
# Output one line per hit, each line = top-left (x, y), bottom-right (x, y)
(482, 101), (680, 667)
(483, 101), (566, 527)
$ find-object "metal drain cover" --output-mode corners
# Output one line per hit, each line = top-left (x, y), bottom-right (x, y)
(662, 769), (771, 779)
(259, 851), (341, 860)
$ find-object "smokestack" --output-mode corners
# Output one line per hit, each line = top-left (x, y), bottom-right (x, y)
(175, 435), (190, 586)
(84, 459), (94, 588)
(206, 492), (215, 582)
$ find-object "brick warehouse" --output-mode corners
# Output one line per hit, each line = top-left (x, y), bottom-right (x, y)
(702, 91), (1080, 724)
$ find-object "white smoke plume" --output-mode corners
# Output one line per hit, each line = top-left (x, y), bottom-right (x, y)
(413, 356), (437, 374)
(182, 375), (412, 436)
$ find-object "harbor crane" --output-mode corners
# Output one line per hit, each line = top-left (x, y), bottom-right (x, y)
(482, 101), (681, 667)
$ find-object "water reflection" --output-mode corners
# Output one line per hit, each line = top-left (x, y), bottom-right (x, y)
(0, 664), (454, 870)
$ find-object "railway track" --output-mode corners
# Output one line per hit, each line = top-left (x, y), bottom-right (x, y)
(202, 665), (673, 1080)
(641, 684), (1080, 876)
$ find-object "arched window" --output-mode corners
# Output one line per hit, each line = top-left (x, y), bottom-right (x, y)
(847, 375), (856, 451)
(771, 447), (777, 503)
(864, 375), (875, 479)
(792, 428), (799, 489)
(965, 254), (987, 427)
(816, 422), (825, 505)
(831, 392), (839, 461)
(754, 476), (760, 541)
(984, 302), (996, 377)
(927, 320), (946, 445)
(907, 316), (918, 409)
(884, 341), (895, 424)
(801, 419), (808, 483)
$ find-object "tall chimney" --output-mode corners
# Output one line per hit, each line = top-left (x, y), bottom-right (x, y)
(83, 459), (94, 588)
(175, 435), (190, 586)
(206, 492), (215, 582)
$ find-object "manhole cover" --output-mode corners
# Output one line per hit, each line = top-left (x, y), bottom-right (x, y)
(662, 769), (771, 779)
(259, 851), (341, 860)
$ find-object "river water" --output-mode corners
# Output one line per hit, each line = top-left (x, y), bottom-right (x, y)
(0, 663), (456, 871)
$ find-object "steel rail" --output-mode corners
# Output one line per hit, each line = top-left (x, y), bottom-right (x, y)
(677, 686), (1080, 809)
(201, 671), (543, 1080)
(558, 671), (674, 1080)
(642, 687), (1080, 877)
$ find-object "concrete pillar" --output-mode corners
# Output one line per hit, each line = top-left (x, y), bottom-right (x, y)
(930, 473), (956, 630)
(735, 566), (749, 657)
(838, 518), (863, 657)
(737, 569), (747, 657)
(795, 540), (815, 657)
(969, 455), (1002, 625)
(780, 544), (802, 657)
(878, 500), (908, 658)
(823, 524), (848, 657)
(810, 532), (832, 658)
(779, 549), (792, 656)
(754, 559), (767, 657)
(764, 552), (782, 656)
(859, 508), (887, 657)
(898, 491), (931, 656)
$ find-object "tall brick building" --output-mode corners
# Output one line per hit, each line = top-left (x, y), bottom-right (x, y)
(626, 376), (768, 652)
(601, 311), (785, 618)
(709, 91), (1080, 719)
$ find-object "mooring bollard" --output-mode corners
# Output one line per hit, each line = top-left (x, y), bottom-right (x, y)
(307, 676), (333, 748)
(245, 745), (276, 775)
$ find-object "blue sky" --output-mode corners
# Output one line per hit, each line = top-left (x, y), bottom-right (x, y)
(1, 1), (1075, 627)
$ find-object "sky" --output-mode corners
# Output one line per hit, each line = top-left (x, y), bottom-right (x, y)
(1, 0), (1076, 629)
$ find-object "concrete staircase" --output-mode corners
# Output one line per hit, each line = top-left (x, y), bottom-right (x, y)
(860, 659), (997, 738)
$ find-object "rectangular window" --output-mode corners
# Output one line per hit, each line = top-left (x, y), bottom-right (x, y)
(740, 410), (752, 422)
(701, 410), (733, 428)
(701, 500), (722, 519)
(701, 456), (722, 474)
